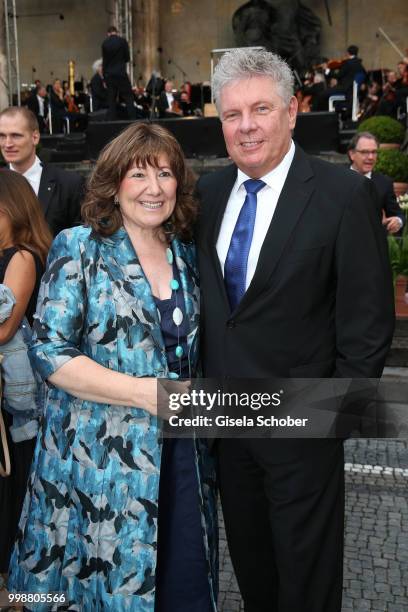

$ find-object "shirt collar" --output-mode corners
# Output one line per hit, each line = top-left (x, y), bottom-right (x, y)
(350, 165), (371, 179)
(234, 140), (296, 196)
(10, 155), (42, 181)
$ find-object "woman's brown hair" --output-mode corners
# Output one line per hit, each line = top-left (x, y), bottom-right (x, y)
(0, 169), (52, 264)
(82, 122), (197, 240)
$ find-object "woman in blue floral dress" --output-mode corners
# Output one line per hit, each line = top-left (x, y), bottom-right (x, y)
(8, 123), (218, 611)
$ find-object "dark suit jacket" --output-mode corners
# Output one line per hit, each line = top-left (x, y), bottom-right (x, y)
(38, 164), (84, 237)
(157, 91), (176, 118)
(27, 93), (48, 120)
(335, 57), (366, 93)
(196, 146), (394, 380)
(102, 35), (130, 77)
(90, 73), (108, 111)
(371, 171), (404, 224)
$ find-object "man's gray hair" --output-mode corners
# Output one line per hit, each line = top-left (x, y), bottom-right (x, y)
(347, 131), (379, 151)
(212, 49), (295, 111)
(92, 58), (103, 73)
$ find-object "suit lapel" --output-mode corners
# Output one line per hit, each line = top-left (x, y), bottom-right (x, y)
(234, 146), (315, 313)
(205, 164), (237, 311)
(38, 164), (56, 217)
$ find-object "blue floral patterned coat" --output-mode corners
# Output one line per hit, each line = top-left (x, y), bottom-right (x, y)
(8, 226), (218, 611)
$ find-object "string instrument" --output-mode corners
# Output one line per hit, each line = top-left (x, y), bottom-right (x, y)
(65, 93), (79, 113)
(313, 56), (348, 71)
(171, 97), (182, 115)
(295, 89), (312, 113)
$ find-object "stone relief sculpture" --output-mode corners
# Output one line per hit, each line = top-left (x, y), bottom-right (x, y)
(232, 0), (321, 71)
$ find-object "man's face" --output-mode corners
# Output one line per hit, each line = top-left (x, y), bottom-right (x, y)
(219, 75), (298, 178)
(165, 81), (173, 93)
(387, 71), (397, 84)
(349, 136), (378, 174)
(0, 114), (39, 169)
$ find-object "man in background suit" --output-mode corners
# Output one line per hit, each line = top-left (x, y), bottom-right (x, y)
(0, 107), (83, 237)
(348, 131), (404, 234)
(27, 84), (48, 133)
(102, 25), (136, 120)
(196, 49), (394, 612)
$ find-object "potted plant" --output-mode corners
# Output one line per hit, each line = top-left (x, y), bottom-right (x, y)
(388, 196), (408, 316)
(374, 148), (408, 197)
(358, 115), (405, 148)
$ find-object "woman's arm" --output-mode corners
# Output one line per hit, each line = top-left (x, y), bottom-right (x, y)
(0, 250), (36, 344)
(48, 355), (158, 415)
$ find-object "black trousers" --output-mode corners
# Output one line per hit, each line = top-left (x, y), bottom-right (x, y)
(0, 410), (36, 573)
(105, 74), (137, 120)
(218, 438), (344, 612)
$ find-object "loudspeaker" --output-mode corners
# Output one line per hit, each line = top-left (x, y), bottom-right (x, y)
(86, 117), (227, 159)
(293, 112), (339, 153)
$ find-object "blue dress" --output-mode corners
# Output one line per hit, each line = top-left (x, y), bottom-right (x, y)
(153, 269), (212, 612)
(8, 226), (218, 611)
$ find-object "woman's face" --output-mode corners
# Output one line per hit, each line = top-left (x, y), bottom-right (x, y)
(117, 155), (178, 233)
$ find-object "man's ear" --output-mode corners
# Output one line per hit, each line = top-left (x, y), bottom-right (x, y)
(288, 96), (298, 130)
(32, 130), (40, 147)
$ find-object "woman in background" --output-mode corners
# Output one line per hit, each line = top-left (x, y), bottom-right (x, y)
(0, 169), (51, 584)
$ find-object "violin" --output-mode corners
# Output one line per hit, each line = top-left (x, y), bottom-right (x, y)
(313, 56), (348, 71)
(295, 90), (312, 113)
(65, 93), (79, 113)
(171, 98), (182, 115)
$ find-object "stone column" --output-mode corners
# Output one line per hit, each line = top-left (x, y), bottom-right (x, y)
(133, 0), (160, 86)
(0, 2), (9, 109)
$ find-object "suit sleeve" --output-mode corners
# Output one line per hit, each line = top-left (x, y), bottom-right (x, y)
(334, 178), (395, 377)
(124, 39), (130, 64)
(383, 178), (404, 223)
(74, 173), (85, 226)
(65, 172), (85, 228)
(29, 229), (86, 381)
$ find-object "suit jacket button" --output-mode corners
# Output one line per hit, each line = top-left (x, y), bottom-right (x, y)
(227, 320), (236, 329)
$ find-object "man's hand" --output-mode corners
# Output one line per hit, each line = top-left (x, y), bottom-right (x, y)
(383, 216), (403, 234)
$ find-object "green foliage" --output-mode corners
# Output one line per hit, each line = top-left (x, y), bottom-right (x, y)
(375, 149), (408, 182)
(388, 210), (408, 284)
(358, 115), (405, 144)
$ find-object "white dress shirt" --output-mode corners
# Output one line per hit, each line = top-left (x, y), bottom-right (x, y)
(11, 156), (43, 196)
(165, 92), (174, 108)
(216, 140), (296, 289)
(37, 95), (45, 117)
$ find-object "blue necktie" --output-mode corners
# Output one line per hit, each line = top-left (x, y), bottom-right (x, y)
(224, 178), (265, 310)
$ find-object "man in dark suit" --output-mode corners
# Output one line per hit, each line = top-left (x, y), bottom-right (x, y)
(334, 45), (366, 95)
(90, 59), (108, 113)
(348, 131), (404, 233)
(0, 107), (83, 236)
(27, 84), (48, 133)
(102, 25), (136, 120)
(322, 45), (366, 112)
(196, 49), (394, 612)
(157, 80), (182, 118)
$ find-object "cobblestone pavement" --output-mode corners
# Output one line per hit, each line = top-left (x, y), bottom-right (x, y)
(218, 440), (408, 612)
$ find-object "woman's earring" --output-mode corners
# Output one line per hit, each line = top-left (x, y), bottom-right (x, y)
(114, 195), (119, 206)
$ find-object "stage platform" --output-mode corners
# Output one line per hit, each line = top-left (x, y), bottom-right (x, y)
(38, 111), (345, 163)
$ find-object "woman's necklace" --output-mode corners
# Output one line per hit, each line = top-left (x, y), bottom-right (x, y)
(166, 246), (185, 379)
